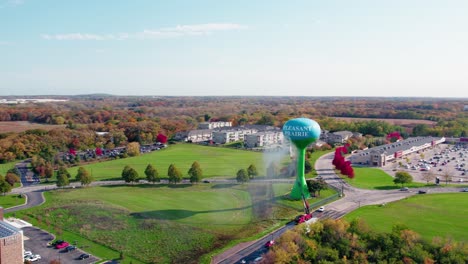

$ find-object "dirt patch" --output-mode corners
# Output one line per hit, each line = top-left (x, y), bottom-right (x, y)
(0, 121), (64, 133)
(332, 117), (436, 126)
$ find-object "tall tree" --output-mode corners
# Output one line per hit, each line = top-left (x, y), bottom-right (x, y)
(57, 165), (71, 179)
(236, 169), (249, 183)
(442, 169), (452, 186)
(145, 164), (160, 183)
(0, 175), (12, 195)
(122, 165), (139, 183)
(126, 142), (141, 157)
(188, 161), (203, 184)
(393, 171), (413, 187)
(168, 164), (182, 184)
(56, 172), (69, 188)
(76, 167), (93, 186)
(421, 170), (435, 185)
(247, 164), (258, 179)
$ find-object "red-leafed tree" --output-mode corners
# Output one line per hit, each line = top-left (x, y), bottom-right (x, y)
(95, 147), (103, 156)
(333, 146), (354, 179)
(386, 131), (402, 142)
(69, 148), (76, 156)
(156, 133), (168, 144)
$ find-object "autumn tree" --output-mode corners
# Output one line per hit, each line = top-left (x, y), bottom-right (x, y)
(122, 165), (139, 183)
(247, 164), (258, 179)
(56, 170), (70, 188)
(168, 164), (182, 184)
(0, 175), (12, 195)
(145, 164), (160, 183)
(236, 169), (249, 183)
(76, 167), (93, 186)
(188, 161), (202, 184)
(5, 172), (20, 187)
(421, 170), (435, 185)
(394, 171), (413, 187)
(57, 165), (71, 179)
(126, 142), (141, 157)
(442, 169), (452, 185)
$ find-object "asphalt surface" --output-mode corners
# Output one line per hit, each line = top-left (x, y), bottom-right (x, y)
(23, 227), (98, 264)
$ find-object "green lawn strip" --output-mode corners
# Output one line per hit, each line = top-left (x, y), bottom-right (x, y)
(0, 161), (18, 175)
(273, 183), (338, 210)
(344, 167), (435, 190)
(10, 184), (254, 263)
(0, 194), (26, 208)
(344, 193), (468, 242)
(67, 144), (265, 181)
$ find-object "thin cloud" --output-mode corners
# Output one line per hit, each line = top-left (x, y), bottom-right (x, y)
(41, 23), (247, 41)
(0, 41), (12, 46)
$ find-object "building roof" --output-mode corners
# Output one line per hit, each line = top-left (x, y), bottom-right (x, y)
(354, 137), (443, 157)
(0, 221), (21, 238)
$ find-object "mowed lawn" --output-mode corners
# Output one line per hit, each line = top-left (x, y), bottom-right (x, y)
(344, 193), (468, 242)
(17, 184), (252, 263)
(0, 194), (25, 208)
(344, 167), (432, 190)
(68, 144), (265, 181)
(0, 161), (17, 175)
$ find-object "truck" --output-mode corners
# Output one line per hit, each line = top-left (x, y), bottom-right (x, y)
(294, 193), (313, 224)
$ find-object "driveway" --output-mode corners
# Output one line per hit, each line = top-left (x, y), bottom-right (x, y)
(23, 227), (99, 264)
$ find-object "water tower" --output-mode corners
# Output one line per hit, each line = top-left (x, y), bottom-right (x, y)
(282, 118), (321, 200)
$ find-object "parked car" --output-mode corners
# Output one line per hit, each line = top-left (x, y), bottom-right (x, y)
(55, 241), (70, 249)
(51, 239), (64, 246)
(318, 206), (325, 212)
(24, 254), (41, 262)
(65, 245), (77, 252)
(78, 254), (91, 260)
(23, 250), (32, 257)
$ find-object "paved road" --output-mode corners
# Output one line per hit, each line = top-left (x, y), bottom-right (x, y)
(212, 152), (464, 264)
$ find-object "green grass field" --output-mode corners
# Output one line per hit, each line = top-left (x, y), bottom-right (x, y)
(0, 194), (25, 208)
(344, 167), (434, 190)
(0, 161), (17, 176)
(12, 183), (289, 263)
(68, 144), (266, 181)
(344, 193), (468, 242)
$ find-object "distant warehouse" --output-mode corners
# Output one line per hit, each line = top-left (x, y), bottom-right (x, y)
(350, 137), (445, 167)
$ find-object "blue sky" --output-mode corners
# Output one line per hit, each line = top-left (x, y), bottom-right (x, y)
(1, 0), (467, 97)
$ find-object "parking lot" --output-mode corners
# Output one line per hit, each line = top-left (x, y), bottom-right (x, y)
(383, 143), (468, 184)
(23, 227), (99, 264)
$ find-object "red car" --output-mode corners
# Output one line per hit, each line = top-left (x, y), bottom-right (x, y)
(295, 213), (313, 224)
(265, 240), (275, 248)
(55, 242), (70, 249)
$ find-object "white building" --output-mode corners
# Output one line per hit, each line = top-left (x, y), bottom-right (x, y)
(244, 131), (284, 148)
(174, 129), (214, 143)
(198, 121), (232, 130)
(350, 137), (445, 167)
(212, 128), (258, 144)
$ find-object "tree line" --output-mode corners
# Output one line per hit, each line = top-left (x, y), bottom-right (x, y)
(261, 218), (467, 263)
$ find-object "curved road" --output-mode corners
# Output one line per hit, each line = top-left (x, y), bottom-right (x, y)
(212, 152), (464, 264)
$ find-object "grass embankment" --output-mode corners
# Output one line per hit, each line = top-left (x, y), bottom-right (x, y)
(344, 193), (468, 242)
(11, 184), (254, 263)
(0, 161), (17, 175)
(68, 144), (265, 181)
(344, 167), (435, 190)
(0, 194), (26, 208)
